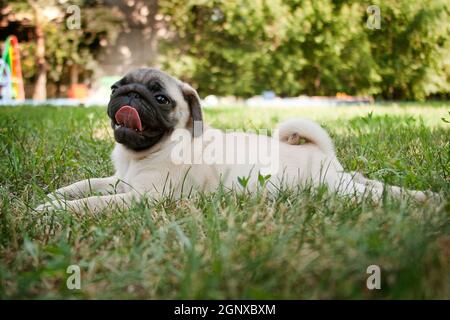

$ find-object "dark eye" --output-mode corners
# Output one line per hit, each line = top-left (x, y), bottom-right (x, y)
(155, 94), (170, 105)
(111, 86), (117, 95)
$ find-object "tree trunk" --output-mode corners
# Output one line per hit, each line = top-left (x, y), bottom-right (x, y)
(98, 0), (159, 75)
(69, 64), (79, 86)
(32, 5), (47, 100)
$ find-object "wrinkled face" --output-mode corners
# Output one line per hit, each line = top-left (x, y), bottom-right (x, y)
(107, 68), (202, 151)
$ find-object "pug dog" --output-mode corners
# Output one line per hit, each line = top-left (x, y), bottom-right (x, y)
(36, 68), (436, 214)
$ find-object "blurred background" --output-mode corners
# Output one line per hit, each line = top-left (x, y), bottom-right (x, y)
(0, 0), (449, 104)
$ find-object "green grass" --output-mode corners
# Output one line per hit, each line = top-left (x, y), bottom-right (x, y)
(0, 103), (449, 299)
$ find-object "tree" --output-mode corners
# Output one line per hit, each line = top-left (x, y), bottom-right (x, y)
(27, 0), (50, 100)
(159, 0), (449, 99)
(4, 0), (122, 98)
(3, 0), (448, 100)
(367, 0), (450, 99)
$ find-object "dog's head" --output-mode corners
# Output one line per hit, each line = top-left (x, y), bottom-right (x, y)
(107, 68), (203, 151)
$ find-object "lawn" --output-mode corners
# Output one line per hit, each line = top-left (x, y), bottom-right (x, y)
(0, 103), (449, 299)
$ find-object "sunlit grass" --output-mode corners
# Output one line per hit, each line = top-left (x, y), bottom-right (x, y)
(0, 104), (448, 299)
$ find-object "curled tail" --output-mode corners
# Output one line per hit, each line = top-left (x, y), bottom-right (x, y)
(276, 118), (334, 154)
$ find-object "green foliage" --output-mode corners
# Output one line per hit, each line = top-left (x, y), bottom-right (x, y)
(0, 104), (449, 298)
(3, 1), (449, 99)
(44, 3), (122, 84)
(161, 0), (289, 97)
(368, 0), (450, 99)
(161, 0), (449, 99)
(7, 0), (122, 85)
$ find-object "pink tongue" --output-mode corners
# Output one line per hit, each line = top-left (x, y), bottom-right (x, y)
(115, 105), (142, 131)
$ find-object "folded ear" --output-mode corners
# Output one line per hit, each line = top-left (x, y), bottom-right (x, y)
(181, 82), (203, 137)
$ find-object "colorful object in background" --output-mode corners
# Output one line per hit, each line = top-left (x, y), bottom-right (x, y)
(0, 35), (25, 100)
(68, 84), (89, 99)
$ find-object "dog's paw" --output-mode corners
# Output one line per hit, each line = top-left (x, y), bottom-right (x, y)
(45, 192), (66, 202)
(35, 201), (64, 212)
(35, 202), (53, 212)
